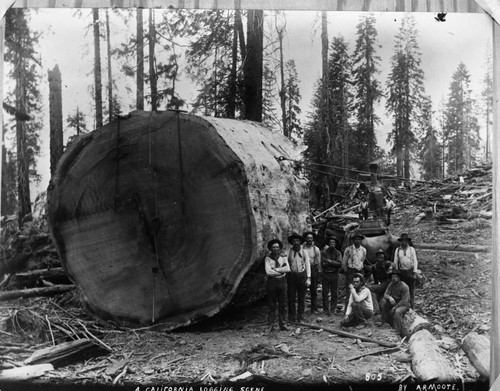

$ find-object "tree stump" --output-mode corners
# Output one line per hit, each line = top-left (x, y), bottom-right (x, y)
(47, 111), (309, 328)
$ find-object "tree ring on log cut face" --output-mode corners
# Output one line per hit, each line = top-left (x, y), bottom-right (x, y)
(47, 110), (309, 329)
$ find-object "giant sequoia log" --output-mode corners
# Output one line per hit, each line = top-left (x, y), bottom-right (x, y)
(47, 111), (309, 328)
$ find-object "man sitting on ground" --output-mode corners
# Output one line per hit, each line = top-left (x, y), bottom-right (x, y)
(340, 273), (373, 328)
(379, 269), (410, 335)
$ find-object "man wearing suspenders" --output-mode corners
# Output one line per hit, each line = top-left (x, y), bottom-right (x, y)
(393, 233), (418, 308)
(287, 232), (311, 322)
(302, 231), (321, 314)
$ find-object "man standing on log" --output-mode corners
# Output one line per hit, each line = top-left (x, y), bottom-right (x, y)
(358, 196), (369, 220)
(303, 231), (321, 315)
(367, 249), (394, 315)
(384, 195), (396, 226)
(340, 273), (373, 327)
(264, 239), (290, 332)
(287, 233), (311, 322)
(393, 233), (418, 308)
(321, 236), (342, 315)
(379, 269), (410, 334)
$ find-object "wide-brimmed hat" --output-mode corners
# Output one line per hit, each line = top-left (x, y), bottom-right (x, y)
(351, 230), (365, 240)
(267, 239), (283, 251)
(326, 236), (338, 244)
(352, 273), (366, 285)
(376, 248), (385, 256)
(388, 269), (402, 277)
(398, 233), (411, 242)
(302, 231), (317, 241)
(287, 232), (305, 244)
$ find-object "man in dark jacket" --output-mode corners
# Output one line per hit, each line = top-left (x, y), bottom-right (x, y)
(321, 236), (342, 315)
(379, 269), (410, 334)
(367, 249), (394, 315)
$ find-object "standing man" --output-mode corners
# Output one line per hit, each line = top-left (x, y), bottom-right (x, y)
(367, 249), (394, 314)
(287, 232), (311, 322)
(342, 230), (366, 285)
(340, 273), (373, 327)
(321, 236), (342, 315)
(358, 196), (369, 220)
(302, 231), (321, 314)
(384, 195), (396, 226)
(264, 239), (290, 332)
(379, 269), (410, 335)
(393, 233), (418, 308)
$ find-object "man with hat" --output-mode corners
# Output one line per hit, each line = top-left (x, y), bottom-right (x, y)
(287, 232), (311, 322)
(340, 273), (373, 327)
(379, 268), (410, 334)
(264, 239), (291, 332)
(321, 236), (343, 315)
(303, 231), (321, 314)
(393, 233), (418, 308)
(384, 195), (396, 226)
(367, 249), (394, 314)
(342, 230), (367, 286)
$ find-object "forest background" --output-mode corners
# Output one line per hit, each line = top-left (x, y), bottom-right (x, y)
(0, 8), (493, 222)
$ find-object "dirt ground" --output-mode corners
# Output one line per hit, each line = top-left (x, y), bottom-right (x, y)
(0, 208), (492, 390)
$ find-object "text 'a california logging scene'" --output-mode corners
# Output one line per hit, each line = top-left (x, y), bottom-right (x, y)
(0, 5), (493, 389)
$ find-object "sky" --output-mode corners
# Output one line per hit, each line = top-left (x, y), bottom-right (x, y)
(2, 8), (493, 201)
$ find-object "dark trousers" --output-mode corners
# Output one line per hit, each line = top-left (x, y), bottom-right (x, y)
(340, 302), (373, 327)
(400, 269), (415, 308)
(287, 271), (307, 321)
(368, 281), (390, 313)
(310, 265), (320, 312)
(380, 298), (409, 335)
(322, 272), (339, 313)
(361, 209), (368, 220)
(267, 277), (287, 328)
(386, 210), (392, 226)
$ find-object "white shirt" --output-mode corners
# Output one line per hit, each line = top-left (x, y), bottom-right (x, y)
(288, 247), (311, 277)
(345, 286), (373, 315)
(265, 255), (290, 278)
(394, 246), (418, 272)
(343, 245), (366, 270)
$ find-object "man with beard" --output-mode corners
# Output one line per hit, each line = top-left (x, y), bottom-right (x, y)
(287, 232), (311, 322)
(321, 236), (342, 315)
(379, 269), (410, 334)
(264, 239), (290, 332)
(302, 231), (321, 314)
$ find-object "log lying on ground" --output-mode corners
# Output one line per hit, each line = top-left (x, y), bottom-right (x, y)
(413, 243), (491, 253)
(25, 338), (110, 368)
(401, 309), (432, 337)
(47, 111), (309, 328)
(0, 285), (75, 301)
(461, 332), (490, 379)
(0, 364), (54, 381)
(409, 329), (459, 382)
(295, 322), (398, 348)
(7, 267), (71, 289)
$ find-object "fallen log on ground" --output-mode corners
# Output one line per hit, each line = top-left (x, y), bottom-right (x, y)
(413, 243), (491, 253)
(47, 111), (309, 328)
(0, 284), (75, 301)
(6, 267), (70, 289)
(409, 329), (459, 382)
(0, 363), (54, 381)
(24, 338), (110, 368)
(346, 346), (401, 361)
(294, 322), (398, 348)
(461, 332), (489, 379)
(401, 309), (432, 337)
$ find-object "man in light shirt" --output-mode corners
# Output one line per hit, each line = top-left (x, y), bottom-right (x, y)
(265, 239), (291, 332)
(384, 195), (396, 226)
(393, 232), (418, 308)
(287, 232), (311, 322)
(340, 273), (373, 327)
(302, 231), (321, 314)
(342, 230), (367, 285)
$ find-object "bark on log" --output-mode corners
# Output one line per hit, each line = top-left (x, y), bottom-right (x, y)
(0, 285), (75, 301)
(401, 309), (432, 337)
(47, 111), (309, 328)
(413, 243), (491, 253)
(461, 332), (490, 379)
(409, 329), (459, 382)
(25, 338), (110, 368)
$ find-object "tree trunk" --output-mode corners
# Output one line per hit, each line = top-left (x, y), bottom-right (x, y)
(136, 9), (144, 110)
(409, 329), (459, 382)
(106, 9), (113, 123)
(462, 332), (490, 379)
(227, 12), (238, 119)
(235, 10), (245, 62)
(401, 308), (432, 337)
(277, 28), (287, 138)
(47, 111), (309, 329)
(48, 65), (64, 176)
(148, 9), (157, 110)
(93, 8), (103, 129)
(15, 47), (31, 226)
(243, 10), (263, 122)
